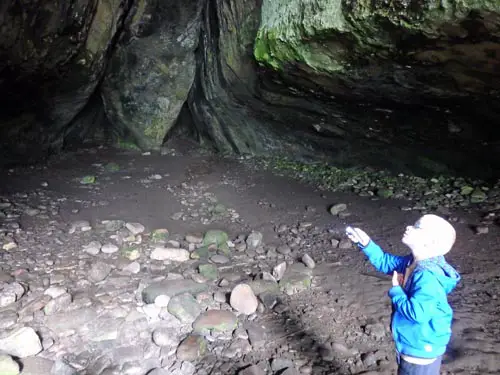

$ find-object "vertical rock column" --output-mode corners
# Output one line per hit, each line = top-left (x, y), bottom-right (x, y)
(100, 0), (204, 150)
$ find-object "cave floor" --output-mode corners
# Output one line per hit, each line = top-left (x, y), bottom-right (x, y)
(0, 139), (499, 375)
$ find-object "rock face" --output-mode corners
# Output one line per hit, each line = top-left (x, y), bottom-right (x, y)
(0, 0), (499, 177)
(0, 0), (132, 162)
(101, 0), (204, 149)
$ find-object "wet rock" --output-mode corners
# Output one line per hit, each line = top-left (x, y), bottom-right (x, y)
(186, 233), (204, 244)
(279, 263), (313, 295)
(0, 327), (42, 358)
(277, 244), (291, 255)
(475, 225), (489, 235)
(43, 292), (72, 315)
(103, 220), (124, 232)
(230, 284), (258, 315)
(0, 310), (18, 330)
(150, 229), (170, 244)
(88, 262), (112, 283)
(123, 261), (141, 274)
(192, 310), (238, 333)
(301, 254), (315, 268)
(142, 280), (208, 303)
(176, 334), (207, 361)
(329, 203), (347, 216)
(83, 241), (102, 255)
(44, 286), (67, 299)
(0, 354), (19, 375)
(203, 230), (229, 253)
(246, 279), (280, 296)
(0, 282), (25, 307)
(210, 254), (230, 264)
(101, 243), (119, 254)
(125, 222), (145, 235)
(151, 247), (190, 262)
(272, 262), (287, 280)
(69, 221), (91, 234)
(152, 327), (179, 347)
(246, 231), (263, 250)
(167, 293), (202, 323)
(198, 264), (218, 281)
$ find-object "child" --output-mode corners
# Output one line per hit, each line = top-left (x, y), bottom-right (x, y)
(346, 214), (461, 375)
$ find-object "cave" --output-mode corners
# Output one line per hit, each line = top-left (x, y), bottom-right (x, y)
(0, 1), (499, 374)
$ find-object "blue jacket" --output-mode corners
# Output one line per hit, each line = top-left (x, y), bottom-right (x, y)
(359, 240), (461, 359)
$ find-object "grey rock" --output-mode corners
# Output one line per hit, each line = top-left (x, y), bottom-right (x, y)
(125, 222), (145, 235)
(152, 327), (179, 347)
(301, 253), (315, 268)
(88, 262), (112, 282)
(167, 293), (202, 324)
(142, 279), (208, 304)
(0, 354), (19, 375)
(230, 284), (258, 315)
(246, 231), (263, 250)
(0, 310), (18, 330)
(0, 327), (42, 358)
(43, 292), (72, 315)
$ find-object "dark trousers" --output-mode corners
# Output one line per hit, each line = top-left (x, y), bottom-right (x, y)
(397, 354), (442, 375)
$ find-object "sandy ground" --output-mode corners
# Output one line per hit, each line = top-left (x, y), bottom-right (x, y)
(0, 140), (499, 375)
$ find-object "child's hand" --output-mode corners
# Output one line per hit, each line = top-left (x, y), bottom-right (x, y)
(345, 227), (370, 247)
(392, 271), (402, 287)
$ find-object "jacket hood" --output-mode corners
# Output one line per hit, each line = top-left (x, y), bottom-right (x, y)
(418, 256), (461, 294)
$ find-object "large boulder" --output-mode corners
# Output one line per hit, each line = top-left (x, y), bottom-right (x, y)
(100, 0), (204, 149)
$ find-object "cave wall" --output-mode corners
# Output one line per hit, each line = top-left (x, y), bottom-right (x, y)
(0, 0), (132, 162)
(101, 0), (204, 149)
(0, 0), (499, 178)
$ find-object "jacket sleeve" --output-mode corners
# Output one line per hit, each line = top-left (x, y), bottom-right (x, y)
(388, 271), (438, 323)
(359, 241), (412, 275)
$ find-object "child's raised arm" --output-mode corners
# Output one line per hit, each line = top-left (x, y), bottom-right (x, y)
(346, 227), (411, 275)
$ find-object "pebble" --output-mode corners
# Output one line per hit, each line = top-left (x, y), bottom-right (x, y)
(125, 222), (145, 235)
(277, 245), (291, 255)
(0, 310), (18, 329)
(123, 261), (141, 274)
(167, 293), (202, 323)
(329, 203), (347, 216)
(88, 262), (112, 282)
(192, 310), (238, 333)
(185, 233), (203, 244)
(43, 292), (72, 315)
(152, 327), (179, 347)
(272, 262), (287, 280)
(150, 247), (190, 262)
(101, 243), (119, 254)
(230, 284), (258, 315)
(44, 286), (67, 299)
(210, 254), (229, 264)
(302, 253), (315, 268)
(246, 231), (263, 250)
(83, 241), (102, 255)
(176, 335), (207, 361)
